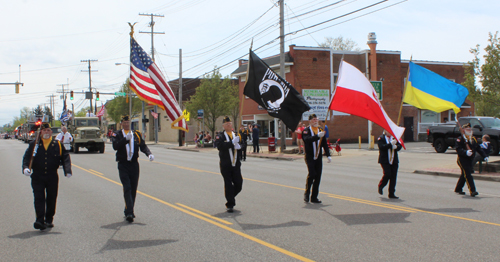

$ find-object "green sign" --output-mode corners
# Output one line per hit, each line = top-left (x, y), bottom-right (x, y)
(114, 92), (126, 96)
(370, 81), (383, 101)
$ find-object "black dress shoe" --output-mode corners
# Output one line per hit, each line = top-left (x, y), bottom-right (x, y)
(388, 195), (399, 199)
(34, 221), (47, 230)
(455, 191), (466, 195)
(311, 199), (322, 204)
(304, 194), (309, 203)
(226, 207), (234, 213)
(471, 192), (479, 197)
(45, 222), (54, 228)
(378, 186), (383, 195)
(126, 214), (134, 222)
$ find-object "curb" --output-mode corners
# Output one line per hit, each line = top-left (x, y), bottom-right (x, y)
(414, 170), (500, 182)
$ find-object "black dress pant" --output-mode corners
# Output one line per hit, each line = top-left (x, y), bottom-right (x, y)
(379, 163), (398, 195)
(118, 161), (140, 216)
(304, 158), (323, 201)
(455, 158), (476, 193)
(31, 174), (59, 223)
(238, 144), (247, 160)
(253, 142), (259, 153)
(220, 163), (243, 208)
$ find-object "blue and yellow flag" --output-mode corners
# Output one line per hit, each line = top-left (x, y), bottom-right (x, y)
(403, 62), (469, 114)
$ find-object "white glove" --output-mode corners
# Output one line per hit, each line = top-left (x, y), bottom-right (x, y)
(126, 133), (133, 141)
(234, 143), (241, 150)
(317, 131), (325, 138)
(327, 157), (331, 163)
(149, 154), (154, 161)
(23, 168), (31, 176)
(232, 136), (240, 144)
(466, 150), (473, 157)
(391, 139), (397, 145)
(66, 173), (72, 178)
(484, 157), (489, 162)
(392, 144), (397, 149)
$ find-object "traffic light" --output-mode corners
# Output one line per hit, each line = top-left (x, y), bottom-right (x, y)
(15, 82), (20, 94)
(96, 92), (100, 101)
(70, 91), (74, 100)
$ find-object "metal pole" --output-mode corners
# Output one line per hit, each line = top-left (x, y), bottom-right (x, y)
(178, 49), (183, 146)
(279, 0), (286, 152)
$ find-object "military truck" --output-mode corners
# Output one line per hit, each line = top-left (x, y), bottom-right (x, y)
(68, 117), (105, 153)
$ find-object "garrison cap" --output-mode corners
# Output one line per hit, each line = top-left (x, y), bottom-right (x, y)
(308, 114), (318, 120)
(462, 123), (471, 128)
(41, 123), (51, 129)
(222, 116), (231, 123)
(121, 115), (130, 122)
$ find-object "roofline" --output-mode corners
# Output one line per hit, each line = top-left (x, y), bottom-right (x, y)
(231, 62), (294, 77)
(402, 60), (468, 66)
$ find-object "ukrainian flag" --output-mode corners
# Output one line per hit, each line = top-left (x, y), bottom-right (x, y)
(403, 62), (469, 114)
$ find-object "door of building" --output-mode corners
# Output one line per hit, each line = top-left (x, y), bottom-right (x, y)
(404, 117), (414, 142)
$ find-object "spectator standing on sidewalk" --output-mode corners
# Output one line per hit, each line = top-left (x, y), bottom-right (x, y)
(295, 122), (305, 154)
(252, 124), (260, 153)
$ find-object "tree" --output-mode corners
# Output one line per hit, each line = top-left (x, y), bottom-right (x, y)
(186, 69), (236, 136)
(319, 36), (361, 51)
(43, 106), (53, 123)
(34, 105), (43, 116)
(106, 79), (142, 123)
(225, 81), (240, 129)
(463, 32), (500, 117)
(75, 107), (90, 117)
(20, 106), (31, 120)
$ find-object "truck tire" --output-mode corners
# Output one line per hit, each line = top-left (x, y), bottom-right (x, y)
(99, 144), (105, 153)
(490, 140), (499, 156)
(434, 138), (448, 153)
(74, 145), (79, 153)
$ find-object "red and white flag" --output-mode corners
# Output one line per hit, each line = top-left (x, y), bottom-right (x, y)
(329, 61), (405, 147)
(150, 110), (158, 119)
(129, 37), (188, 132)
(96, 104), (106, 117)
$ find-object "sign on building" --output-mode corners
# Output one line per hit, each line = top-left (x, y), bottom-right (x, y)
(370, 81), (383, 101)
(302, 89), (330, 121)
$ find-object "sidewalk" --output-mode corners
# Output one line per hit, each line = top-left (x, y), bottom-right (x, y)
(114, 140), (500, 182)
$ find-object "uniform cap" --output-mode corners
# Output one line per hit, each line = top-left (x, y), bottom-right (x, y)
(41, 123), (51, 129)
(222, 116), (231, 123)
(308, 114), (317, 120)
(462, 123), (471, 128)
(121, 115), (130, 122)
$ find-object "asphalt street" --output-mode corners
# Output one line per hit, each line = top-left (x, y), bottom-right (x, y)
(2, 139), (500, 261)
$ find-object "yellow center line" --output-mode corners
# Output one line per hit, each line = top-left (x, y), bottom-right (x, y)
(176, 203), (233, 225)
(73, 163), (314, 262)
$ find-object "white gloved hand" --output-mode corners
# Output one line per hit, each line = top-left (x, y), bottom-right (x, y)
(327, 156), (331, 163)
(66, 173), (72, 178)
(484, 157), (489, 162)
(392, 144), (397, 149)
(232, 136), (240, 144)
(391, 139), (397, 145)
(317, 131), (325, 138)
(23, 168), (32, 176)
(126, 133), (133, 141)
(466, 150), (473, 157)
(149, 154), (155, 161)
(234, 143), (241, 150)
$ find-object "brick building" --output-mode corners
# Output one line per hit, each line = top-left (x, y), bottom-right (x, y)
(231, 33), (473, 145)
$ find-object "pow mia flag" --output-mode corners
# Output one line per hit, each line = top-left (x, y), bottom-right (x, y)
(243, 50), (310, 130)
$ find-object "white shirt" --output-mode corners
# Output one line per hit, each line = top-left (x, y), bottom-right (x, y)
(86, 112), (95, 117)
(56, 132), (73, 150)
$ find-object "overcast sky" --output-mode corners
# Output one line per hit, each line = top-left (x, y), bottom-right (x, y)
(1, 0), (498, 127)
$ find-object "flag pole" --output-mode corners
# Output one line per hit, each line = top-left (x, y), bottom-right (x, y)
(397, 55), (412, 125)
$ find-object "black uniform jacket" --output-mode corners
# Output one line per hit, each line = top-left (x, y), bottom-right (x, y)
(377, 135), (402, 164)
(22, 138), (72, 176)
(112, 130), (151, 162)
(455, 135), (486, 161)
(216, 131), (242, 167)
(302, 126), (330, 161)
(239, 129), (249, 145)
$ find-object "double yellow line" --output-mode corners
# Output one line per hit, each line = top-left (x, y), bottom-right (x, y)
(73, 164), (314, 262)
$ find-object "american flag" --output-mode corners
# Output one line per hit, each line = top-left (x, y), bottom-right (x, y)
(59, 102), (70, 122)
(150, 110), (158, 119)
(130, 37), (188, 132)
(96, 104), (106, 117)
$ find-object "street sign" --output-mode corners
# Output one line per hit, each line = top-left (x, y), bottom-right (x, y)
(197, 109), (204, 119)
(183, 109), (190, 121)
(370, 81), (383, 101)
(114, 92), (126, 96)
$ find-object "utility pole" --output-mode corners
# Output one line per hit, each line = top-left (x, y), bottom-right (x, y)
(46, 94), (56, 125)
(81, 59), (98, 112)
(179, 49), (183, 146)
(139, 13), (164, 144)
(279, 0), (286, 152)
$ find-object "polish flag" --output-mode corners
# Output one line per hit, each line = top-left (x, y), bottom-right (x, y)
(329, 61), (405, 147)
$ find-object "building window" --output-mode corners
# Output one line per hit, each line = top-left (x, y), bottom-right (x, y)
(421, 110), (439, 123)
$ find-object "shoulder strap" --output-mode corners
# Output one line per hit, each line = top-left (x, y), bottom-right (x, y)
(134, 131), (141, 144)
(57, 141), (62, 155)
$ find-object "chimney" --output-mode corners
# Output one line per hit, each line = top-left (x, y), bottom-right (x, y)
(367, 32), (377, 81)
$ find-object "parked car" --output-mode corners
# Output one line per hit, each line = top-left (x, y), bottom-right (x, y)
(427, 116), (500, 155)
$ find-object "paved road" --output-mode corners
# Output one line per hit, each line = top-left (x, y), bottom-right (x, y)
(2, 139), (500, 261)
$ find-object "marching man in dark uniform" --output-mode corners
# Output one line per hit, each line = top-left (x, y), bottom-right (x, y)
(455, 123), (487, 196)
(238, 125), (249, 161)
(377, 130), (402, 199)
(22, 122), (72, 230)
(216, 116), (243, 212)
(112, 115), (154, 222)
(302, 114), (331, 204)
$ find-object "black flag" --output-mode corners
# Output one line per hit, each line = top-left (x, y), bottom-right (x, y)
(243, 50), (310, 130)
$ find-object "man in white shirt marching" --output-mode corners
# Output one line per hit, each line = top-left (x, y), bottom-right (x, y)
(55, 126), (73, 151)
